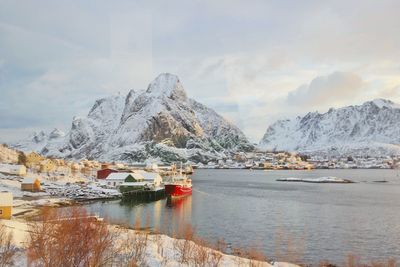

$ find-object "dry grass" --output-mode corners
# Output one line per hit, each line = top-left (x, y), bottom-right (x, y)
(232, 244), (269, 267)
(319, 254), (398, 267)
(117, 229), (148, 267)
(0, 223), (18, 267)
(173, 223), (197, 264)
(27, 207), (117, 267)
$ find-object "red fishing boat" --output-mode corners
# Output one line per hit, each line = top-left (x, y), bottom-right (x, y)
(165, 164), (192, 198)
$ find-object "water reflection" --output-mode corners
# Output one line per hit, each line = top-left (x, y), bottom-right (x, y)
(166, 196), (192, 220)
(77, 169), (400, 264)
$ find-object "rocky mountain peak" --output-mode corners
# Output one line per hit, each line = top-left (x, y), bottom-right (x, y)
(368, 98), (399, 109)
(12, 73), (252, 163)
(49, 128), (65, 139)
(146, 73), (187, 101)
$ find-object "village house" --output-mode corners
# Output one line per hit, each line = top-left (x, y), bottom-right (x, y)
(105, 172), (145, 187)
(136, 170), (163, 187)
(0, 192), (13, 219)
(0, 163), (27, 176)
(21, 177), (41, 192)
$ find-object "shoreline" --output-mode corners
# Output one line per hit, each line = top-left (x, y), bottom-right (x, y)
(1, 201), (299, 267)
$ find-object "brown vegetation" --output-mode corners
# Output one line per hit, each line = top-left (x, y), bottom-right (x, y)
(232, 244), (268, 267)
(0, 223), (18, 267)
(319, 254), (397, 267)
(116, 216), (149, 267)
(173, 223), (197, 264)
(27, 207), (116, 267)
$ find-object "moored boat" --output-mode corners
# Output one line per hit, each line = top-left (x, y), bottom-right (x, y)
(164, 181), (192, 198)
(165, 164), (192, 198)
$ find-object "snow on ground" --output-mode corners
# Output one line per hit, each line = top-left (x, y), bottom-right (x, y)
(0, 170), (120, 220)
(276, 176), (354, 183)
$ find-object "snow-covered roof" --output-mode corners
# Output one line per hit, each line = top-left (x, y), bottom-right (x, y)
(106, 172), (144, 181)
(21, 177), (39, 184)
(0, 163), (25, 172)
(135, 170), (162, 181)
(0, 191), (13, 206)
(120, 182), (149, 187)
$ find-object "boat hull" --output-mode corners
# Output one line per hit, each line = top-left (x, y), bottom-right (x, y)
(165, 184), (192, 198)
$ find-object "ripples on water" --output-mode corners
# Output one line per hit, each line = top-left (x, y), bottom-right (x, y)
(82, 169), (400, 264)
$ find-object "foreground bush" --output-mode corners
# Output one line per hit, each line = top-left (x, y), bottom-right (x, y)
(27, 207), (116, 267)
(0, 223), (18, 267)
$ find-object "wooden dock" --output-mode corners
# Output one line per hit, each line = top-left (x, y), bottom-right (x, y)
(121, 188), (166, 202)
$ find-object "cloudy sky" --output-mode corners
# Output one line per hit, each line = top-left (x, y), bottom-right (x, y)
(1, 0), (400, 143)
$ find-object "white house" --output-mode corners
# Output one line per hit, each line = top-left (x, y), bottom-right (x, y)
(136, 170), (163, 187)
(0, 164), (27, 176)
(105, 172), (145, 187)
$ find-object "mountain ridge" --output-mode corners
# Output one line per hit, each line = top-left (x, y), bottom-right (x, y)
(259, 98), (400, 156)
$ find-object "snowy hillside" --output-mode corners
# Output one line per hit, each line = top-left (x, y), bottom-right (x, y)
(259, 99), (400, 156)
(14, 129), (66, 154)
(13, 73), (253, 163)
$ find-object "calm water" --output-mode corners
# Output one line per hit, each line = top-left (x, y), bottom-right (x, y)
(82, 169), (400, 264)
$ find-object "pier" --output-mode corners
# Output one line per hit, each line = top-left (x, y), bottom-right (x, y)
(121, 188), (166, 202)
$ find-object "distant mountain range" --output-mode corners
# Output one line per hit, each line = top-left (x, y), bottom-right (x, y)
(11, 73), (400, 161)
(259, 99), (400, 157)
(13, 73), (253, 163)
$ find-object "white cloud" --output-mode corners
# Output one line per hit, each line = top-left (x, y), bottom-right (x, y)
(286, 72), (365, 109)
(1, 0), (400, 143)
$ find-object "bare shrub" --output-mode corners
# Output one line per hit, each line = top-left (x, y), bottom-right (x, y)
(344, 254), (397, 267)
(232, 244), (269, 267)
(208, 249), (223, 267)
(153, 231), (164, 257)
(27, 207), (116, 267)
(319, 259), (338, 267)
(173, 224), (196, 264)
(320, 255), (397, 267)
(232, 246), (248, 266)
(117, 229), (148, 267)
(0, 223), (18, 267)
(246, 245), (268, 267)
(191, 237), (210, 267)
(214, 238), (227, 254)
(346, 254), (362, 267)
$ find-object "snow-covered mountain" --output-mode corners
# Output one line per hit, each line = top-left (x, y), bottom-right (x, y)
(14, 129), (66, 153)
(13, 73), (253, 163)
(259, 99), (400, 156)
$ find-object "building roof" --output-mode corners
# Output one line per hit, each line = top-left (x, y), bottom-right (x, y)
(98, 168), (118, 172)
(0, 191), (13, 206)
(135, 170), (162, 181)
(21, 177), (40, 184)
(0, 164), (26, 173)
(106, 172), (144, 181)
(120, 182), (149, 187)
